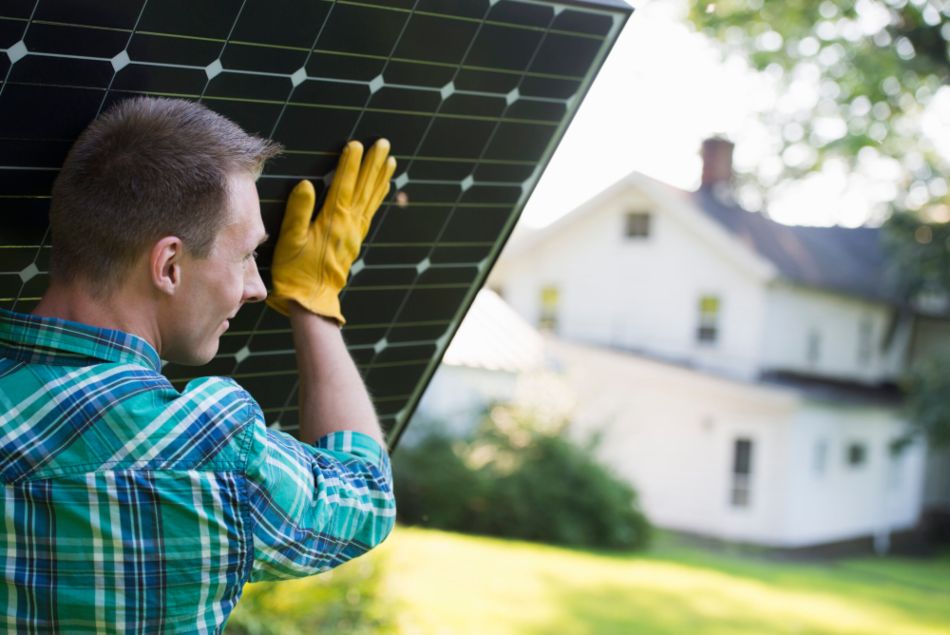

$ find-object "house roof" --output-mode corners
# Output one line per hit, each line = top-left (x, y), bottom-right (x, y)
(759, 371), (903, 407)
(692, 186), (900, 303)
(442, 289), (544, 373)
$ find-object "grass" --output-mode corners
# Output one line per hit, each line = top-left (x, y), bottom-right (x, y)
(229, 525), (950, 634)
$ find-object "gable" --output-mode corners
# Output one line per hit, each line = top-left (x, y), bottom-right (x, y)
(501, 171), (777, 284)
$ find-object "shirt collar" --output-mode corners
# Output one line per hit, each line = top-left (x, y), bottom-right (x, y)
(0, 308), (162, 372)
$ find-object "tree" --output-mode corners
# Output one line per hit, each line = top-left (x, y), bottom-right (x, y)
(687, 1), (950, 448)
(903, 357), (950, 449)
(688, 0), (949, 216)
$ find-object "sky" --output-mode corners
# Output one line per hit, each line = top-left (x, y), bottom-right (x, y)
(518, 0), (950, 230)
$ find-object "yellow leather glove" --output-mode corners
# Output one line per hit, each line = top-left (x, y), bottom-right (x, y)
(266, 139), (397, 324)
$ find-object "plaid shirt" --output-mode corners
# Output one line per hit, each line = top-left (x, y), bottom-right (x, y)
(0, 308), (395, 633)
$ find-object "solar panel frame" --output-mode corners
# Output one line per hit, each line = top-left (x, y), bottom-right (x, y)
(0, 0), (632, 448)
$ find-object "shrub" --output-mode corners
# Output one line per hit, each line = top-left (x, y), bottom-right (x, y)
(393, 404), (650, 551)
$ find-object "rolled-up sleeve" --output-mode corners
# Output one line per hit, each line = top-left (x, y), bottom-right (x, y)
(242, 405), (395, 582)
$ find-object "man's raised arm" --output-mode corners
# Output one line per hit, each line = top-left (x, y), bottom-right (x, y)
(266, 139), (397, 446)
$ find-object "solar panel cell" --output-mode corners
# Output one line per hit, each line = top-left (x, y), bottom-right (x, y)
(417, 0), (489, 21)
(127, 32), (219, 66)
(137, 0), (241, 40)
(315, 5), (407, 58)
(393, 14), (479, 66)
(113, 64), (207, 95)
(468, 24), (545, 72)
(553, 8), (616, 35)
(487, 1), (553, 28)
(530, 32), (604, 76)
(231, 0), (333, 49)
(219, 42), (308, 75)
(35, 0), (143, 29)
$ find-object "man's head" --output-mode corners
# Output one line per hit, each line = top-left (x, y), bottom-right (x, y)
(51, 97), (280, 293)
(49, 97), (282, 364)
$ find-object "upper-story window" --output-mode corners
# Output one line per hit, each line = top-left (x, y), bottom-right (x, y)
(857, 316), (873, 365)
(538, 285), (559, 331)
(696, 295), (720, 344)
(813, 438), (829, 477)
(624, 212), (651, 239)
(806, 328), (822, 365)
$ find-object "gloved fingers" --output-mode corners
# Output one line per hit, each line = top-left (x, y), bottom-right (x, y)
(361, 155), (397, 236)
(323, 140), (363, 214)
(278, 179), (316, 249)
(354, 138), (390, 212)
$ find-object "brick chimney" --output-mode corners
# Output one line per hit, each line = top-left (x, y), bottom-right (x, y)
(700, 137), (734, 190)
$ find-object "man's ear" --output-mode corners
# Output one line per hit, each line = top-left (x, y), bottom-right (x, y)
(150, 236), (185, 295)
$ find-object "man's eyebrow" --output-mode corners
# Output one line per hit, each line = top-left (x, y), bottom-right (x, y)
(256, 233), (270, 246)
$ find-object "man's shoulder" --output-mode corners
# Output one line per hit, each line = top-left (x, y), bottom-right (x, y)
(0, 363), (267, 480)
(181, 373), (258, 405)
(171, 374), (267, 464)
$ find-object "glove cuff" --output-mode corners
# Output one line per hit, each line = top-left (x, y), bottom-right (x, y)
(266, 287), (346, 326)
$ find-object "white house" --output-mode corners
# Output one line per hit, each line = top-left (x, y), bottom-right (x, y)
(466, 137), (947, 549)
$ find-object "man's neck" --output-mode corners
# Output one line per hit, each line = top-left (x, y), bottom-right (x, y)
(33, 282), (162, 355)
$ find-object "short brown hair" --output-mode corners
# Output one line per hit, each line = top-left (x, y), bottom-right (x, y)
(50, 97), (281, 293)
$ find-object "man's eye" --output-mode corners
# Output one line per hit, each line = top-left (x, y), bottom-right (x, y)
(246, 250), (259, 261)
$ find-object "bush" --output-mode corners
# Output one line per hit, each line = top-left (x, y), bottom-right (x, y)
(393, 404), (650, 551)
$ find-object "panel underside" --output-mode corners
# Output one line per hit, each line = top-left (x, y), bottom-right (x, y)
(0, 0), (631, 446)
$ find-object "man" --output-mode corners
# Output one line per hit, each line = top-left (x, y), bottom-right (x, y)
(0, 96), (397, 632)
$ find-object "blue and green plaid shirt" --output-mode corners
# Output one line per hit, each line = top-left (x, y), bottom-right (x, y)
(0, 308), (395, 633)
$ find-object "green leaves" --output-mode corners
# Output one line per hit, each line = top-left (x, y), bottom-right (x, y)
(902, 356), (950, 450)
(687, 0), (949, 215)
(392, 404), (652, 551)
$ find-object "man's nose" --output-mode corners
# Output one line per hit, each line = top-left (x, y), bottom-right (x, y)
(244, 263), (268, 304)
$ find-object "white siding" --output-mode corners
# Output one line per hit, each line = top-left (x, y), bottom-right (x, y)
(781, 404), (925, 546)
(541, 337), (923, 547)
(545, 337), (799, 545)
(493, 186), (769, 380)
(760, 283), (903, 383)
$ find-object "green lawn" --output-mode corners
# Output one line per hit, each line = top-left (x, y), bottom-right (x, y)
(231, 526), (950, 635)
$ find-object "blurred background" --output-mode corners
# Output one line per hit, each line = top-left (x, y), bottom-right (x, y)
(228, 1), (950, 633)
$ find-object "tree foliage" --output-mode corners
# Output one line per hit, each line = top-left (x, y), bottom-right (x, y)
(688, 0), (949, 215)
(903, 356), (950, 448)
(882, 212), (950, 302)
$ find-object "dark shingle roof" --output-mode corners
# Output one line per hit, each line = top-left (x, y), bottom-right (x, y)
(693, 186), (900, 303)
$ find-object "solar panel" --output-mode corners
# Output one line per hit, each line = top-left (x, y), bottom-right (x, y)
(0, 0), (632, 447)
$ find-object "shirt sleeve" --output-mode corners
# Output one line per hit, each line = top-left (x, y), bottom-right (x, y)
(242, 403), (396, 582)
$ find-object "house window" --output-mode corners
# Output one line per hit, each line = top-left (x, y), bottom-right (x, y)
(813, 438), (829, 477)
(846, 441), (867, 468)
(730, 437), (754, 508)
(696, 295), (720, 344)
(624, 212), (651, 238)
(806, 328), (822, 364)
(538, 285), (559, 331)
(857, 317), (873, 364)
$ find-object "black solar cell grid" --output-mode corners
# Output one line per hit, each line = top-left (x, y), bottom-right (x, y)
(0, 0), (631, 446)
